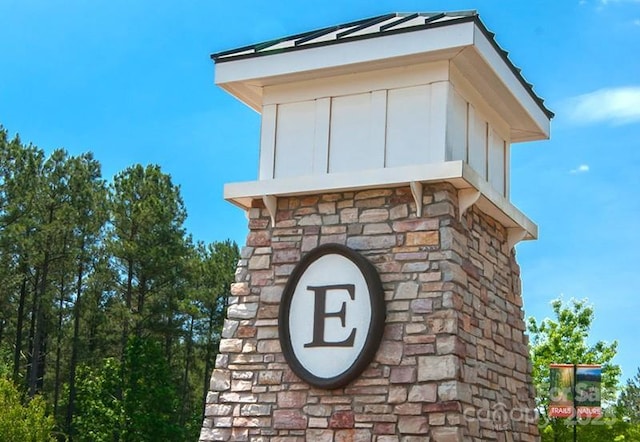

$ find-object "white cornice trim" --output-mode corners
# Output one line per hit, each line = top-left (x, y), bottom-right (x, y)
(224, 161), (537, 244)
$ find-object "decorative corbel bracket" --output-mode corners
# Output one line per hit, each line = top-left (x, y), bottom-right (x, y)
(507, 227), (527, 250)
(458, 188), (481, 221)
(409, 181), (423, 217)
(262, 195), (277, 227)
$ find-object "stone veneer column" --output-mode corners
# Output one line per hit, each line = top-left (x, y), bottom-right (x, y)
(200, 184), (539, 442)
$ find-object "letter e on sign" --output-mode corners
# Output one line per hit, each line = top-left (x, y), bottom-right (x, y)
(278, 244), (385, 389)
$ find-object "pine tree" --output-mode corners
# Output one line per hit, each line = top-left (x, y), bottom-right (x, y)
(108, 164), (189, 353)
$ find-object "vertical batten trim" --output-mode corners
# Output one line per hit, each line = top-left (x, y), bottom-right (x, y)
(259, 104), (277, 179)
(465, 102), (470, 164)
(313, 98), (331, 175)
(371, 90), (388, 169)
(326, 97), (333, 172)
(429, 81), (448, 163)
(501, 140), (506, 196)
(504, 142), (510, 198)
(484, 121), (490, 181)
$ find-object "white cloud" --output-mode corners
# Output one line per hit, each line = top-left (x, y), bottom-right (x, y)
(565, 86), (640, 125)
(570, 164), (590, 174)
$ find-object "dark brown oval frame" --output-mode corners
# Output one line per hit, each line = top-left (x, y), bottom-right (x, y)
(278, 243), (386, 390)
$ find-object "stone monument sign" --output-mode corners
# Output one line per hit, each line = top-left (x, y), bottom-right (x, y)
(200, 11), (552, 441)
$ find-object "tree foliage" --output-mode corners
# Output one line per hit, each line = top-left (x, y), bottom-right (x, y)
(528, 298), (620, 406)
(75, 337), (185, 441)
(0, 359), (55, 442)
(74, 358), (125, 442)
(0, 125), (240, 440)
(527, 297), (636, 441)
(619, 368), (640, 425)
(0, 378), (55, 442)
(123, 337), (184, 441)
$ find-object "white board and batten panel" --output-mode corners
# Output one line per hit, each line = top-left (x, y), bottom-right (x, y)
(385, 85), (432, 167)
(259, 104), (277, 180)
(444, 85), (508, 198)
(488, 128), (506, 196)
(312, 98), (331, 175)
(428, 82), (448, 164)
(468, 104), (488, 181)
(328, 92), (385, 174)
(445, 86), (468, 163)
(263, 76), (509, 196)
(466, 103), (509, 197)
(274, 101), (316, 178)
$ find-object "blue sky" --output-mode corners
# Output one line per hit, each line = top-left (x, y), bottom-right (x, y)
(1, 1), (639, 382)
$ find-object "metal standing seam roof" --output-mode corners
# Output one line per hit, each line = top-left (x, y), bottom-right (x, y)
(211, 11), (554, 119)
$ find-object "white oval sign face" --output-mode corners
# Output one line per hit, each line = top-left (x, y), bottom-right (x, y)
(279, 244), (385, 389)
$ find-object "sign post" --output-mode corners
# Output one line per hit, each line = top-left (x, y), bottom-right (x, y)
(574, 365), (577, 442)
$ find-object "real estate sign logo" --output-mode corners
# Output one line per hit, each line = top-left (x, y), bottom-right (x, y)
(278, 244), (385, 389)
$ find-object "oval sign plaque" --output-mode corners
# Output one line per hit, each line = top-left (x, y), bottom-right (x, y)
(278, 243), (385, 389)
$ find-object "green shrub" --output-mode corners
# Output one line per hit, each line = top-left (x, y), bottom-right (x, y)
(0, 377), (55, 442)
